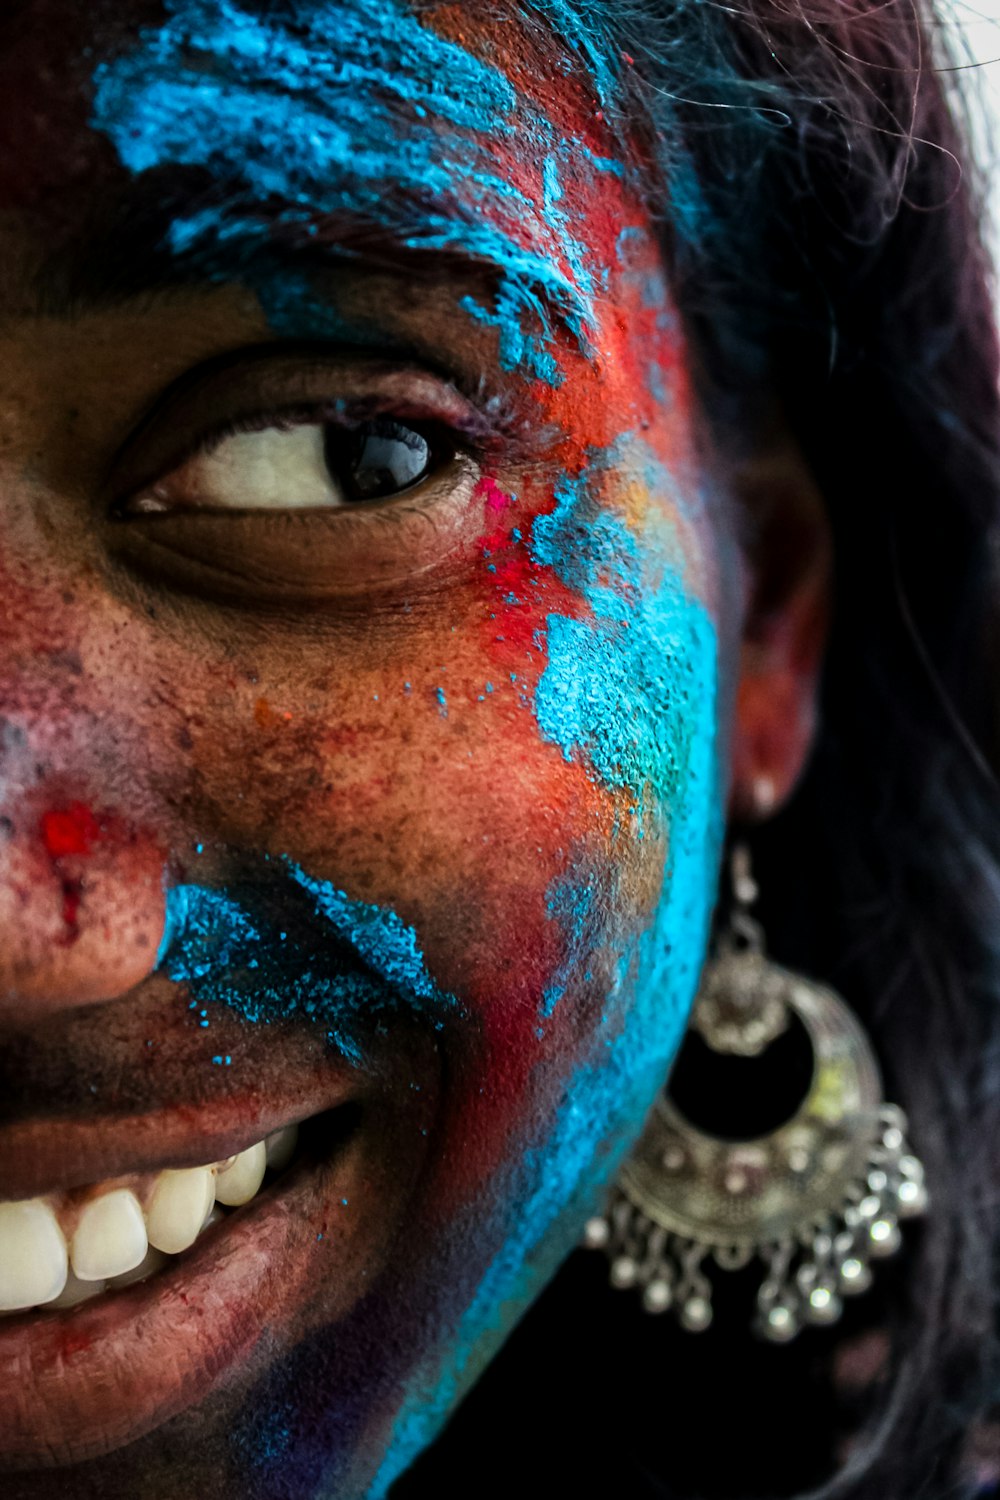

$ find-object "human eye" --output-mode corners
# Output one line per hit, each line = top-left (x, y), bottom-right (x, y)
(126, 413), (448, 515)
(105, 351), (497, 607)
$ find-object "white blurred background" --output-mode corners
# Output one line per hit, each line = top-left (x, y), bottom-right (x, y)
(957, 2), (1000, 264)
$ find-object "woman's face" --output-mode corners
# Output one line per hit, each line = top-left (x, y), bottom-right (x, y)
(0, 2), (753, 1495)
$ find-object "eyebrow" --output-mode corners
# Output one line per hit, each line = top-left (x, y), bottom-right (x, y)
(26, 182), (596, 406)
(29, 184), (521, 320)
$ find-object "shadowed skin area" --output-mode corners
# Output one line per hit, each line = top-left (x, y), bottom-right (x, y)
(0, 2), (744, 1496)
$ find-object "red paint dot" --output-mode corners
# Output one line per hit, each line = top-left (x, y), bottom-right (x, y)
(40, 803), (100, 859)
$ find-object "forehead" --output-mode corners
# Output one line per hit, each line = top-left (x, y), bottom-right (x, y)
(0, 0), (640, 370)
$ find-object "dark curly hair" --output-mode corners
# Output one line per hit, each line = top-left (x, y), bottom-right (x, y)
(395, 4), (1000, 1497)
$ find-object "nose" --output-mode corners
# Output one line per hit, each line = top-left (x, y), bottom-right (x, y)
(0, 787), (167, 1018)
(0, 422), (172, 1019)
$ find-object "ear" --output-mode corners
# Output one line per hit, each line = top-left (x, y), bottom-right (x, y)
(727, 432), (831, 821)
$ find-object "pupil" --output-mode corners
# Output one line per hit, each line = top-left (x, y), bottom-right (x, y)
(327, 420), (432, 501)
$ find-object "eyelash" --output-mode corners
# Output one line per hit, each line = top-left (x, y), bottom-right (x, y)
(110, 358), (540, 525)
(190, 403), (452, 473)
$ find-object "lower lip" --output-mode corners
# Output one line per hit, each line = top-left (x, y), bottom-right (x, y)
(0, 1122), (381, 1468)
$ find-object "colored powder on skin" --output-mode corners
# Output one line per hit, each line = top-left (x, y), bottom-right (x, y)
(58, 880), (83, 938)
(477, 475), (514, 516)
(90, 6), (723, 1486)
(527, 0), (619, 111)
(529, 438), (701, 824)
(88, 0), (625, 380)
(375, 414), (721, 1491)
(40, 802), (100, 859)
(157, 859), (458, 1065)
(290, 864), (444, 1003)
(461, 293), (564, 386)
(538, 868), (600, 1019)
(39, 803), (104, 940)
(374, 584), (721, 1497)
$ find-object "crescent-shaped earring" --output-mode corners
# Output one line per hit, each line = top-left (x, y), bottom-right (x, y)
(583, 840), (927, 1342)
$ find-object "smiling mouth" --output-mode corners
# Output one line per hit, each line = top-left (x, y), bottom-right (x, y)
(0, 1116), (328, 1315)
(0, 1081), (429, 1470)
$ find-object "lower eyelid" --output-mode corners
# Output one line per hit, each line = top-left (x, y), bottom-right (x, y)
(106, 452), (487, 607)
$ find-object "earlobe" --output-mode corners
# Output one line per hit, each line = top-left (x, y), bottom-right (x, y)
(727, 436), (831, 821)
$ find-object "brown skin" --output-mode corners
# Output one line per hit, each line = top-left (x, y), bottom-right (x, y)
(0, 3), (829, 1496)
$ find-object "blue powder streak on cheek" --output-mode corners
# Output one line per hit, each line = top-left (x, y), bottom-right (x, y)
(88, 0), (614, 380)
(157, 859), (457, 1065)
(372, 583), (721, 1497)
(374, 435), (722, 1490)
(156, 884), (259, 975)
(529, 442), (703, 827)
(538, 869), (599, 1019)
(647, 359), (668, 406)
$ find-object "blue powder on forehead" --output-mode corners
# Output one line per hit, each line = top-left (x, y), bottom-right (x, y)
(88, 0), (623, 380)
(526, 0), (619, 108)
(99, 0), (516, 165)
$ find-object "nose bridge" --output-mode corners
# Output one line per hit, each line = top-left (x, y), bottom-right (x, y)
(0, 610), (168, 1017)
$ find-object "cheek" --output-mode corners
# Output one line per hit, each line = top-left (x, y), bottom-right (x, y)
(393, 504), (722, 1215)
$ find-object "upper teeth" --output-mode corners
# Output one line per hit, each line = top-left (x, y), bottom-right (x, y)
(0, 1125), (298, 1313)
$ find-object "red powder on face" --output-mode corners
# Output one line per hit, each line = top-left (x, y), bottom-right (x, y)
(40, 802), (100, 859)
(477, 475), (513, 516)
(38, 804), (102, 943)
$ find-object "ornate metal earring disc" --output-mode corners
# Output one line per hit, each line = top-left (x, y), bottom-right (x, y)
(584, 849), (927, 1342)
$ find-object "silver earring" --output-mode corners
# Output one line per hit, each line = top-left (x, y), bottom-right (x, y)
(583, 842), (928, 1343)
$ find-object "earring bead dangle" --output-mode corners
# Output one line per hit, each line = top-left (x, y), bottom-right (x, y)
(583, 844), (927, 1343)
